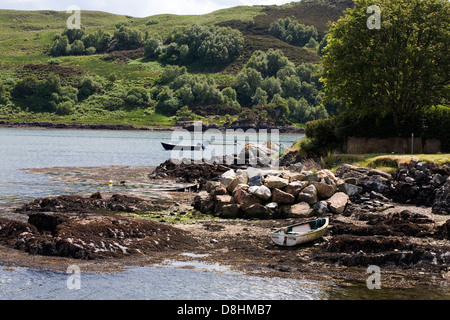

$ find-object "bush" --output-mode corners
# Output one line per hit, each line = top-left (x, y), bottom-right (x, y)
(85, 46), (97, 55)
(125, 86), (149, 106)
(55, 100), (75, 115)
(113, 25), (144, 50)
(77, 76), (103, 101)
(47, 58), (62, 65)
(0, 82), (8, 104)
(70, 40), (85, 55)
(50, 36), (71, 56)
(145, 19), (159, 26)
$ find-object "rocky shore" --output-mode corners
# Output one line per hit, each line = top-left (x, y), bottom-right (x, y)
(0, 158), (449, 288)
(0, 121), (305, 134)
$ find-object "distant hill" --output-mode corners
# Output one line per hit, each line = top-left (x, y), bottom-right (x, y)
(0, 0), (353, 127)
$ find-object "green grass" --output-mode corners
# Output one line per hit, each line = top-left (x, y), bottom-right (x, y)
(0, 108), (174, 127)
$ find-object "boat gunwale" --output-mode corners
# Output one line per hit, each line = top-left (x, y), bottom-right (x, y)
(268, 217), (329, 246)
(269, 217), (329, 237)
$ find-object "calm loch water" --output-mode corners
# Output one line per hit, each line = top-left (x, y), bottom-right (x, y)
(0, 128), (303, 202)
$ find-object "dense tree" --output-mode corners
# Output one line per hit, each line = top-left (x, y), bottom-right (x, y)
(234, 49), (328, 124)
(246, 49), (294, 78)
(77, 76), (103, 101)
(113, 25), (144, 50)
(321, 0), (450, 130)
(145, 25), (244, 66)
(269, 18), (318, 47)
(70, 40), (85, 55)
(10, 74), (77, 113)
(50, 36), (71, 56)
(81, 29), (112, 53)
(125, 87), (150, 106)
(63, 28), (85, 43)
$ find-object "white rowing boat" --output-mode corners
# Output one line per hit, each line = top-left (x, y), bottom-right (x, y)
(269, 217), (329, 246)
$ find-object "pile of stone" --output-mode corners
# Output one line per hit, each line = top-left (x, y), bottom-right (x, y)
(392, 159), (449, 214)
(193, 167), (361, 219)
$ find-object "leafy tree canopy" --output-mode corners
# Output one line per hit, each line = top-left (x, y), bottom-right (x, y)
(321, 0), (450, 130)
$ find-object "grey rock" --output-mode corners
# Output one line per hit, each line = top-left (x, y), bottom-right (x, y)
(220, 169), (236, 187)
(338, 182), (363, 196)
(248, 185), (272, 201)
(312, 201), (328, 216)
(244, 203), (272, 219)
(272, 188), (295, 204)
(297, 184), (318, 205)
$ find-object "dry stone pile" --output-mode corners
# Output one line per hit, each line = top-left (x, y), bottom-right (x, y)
(193, 167), (359, 219)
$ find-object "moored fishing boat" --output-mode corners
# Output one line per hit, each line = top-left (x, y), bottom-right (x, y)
(269, 217), (329, 246)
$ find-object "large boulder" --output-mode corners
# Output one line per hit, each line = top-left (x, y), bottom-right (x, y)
(226, 173), (248, 193)
(193, 191), (215, 214)
(220, 204), (242, 219)
(284, 181), (308, 197)
(311, 181), (337, 200)
(264, 175), (289, 189)
(289, 202), (313, 217)
(220, 169), (236, 187)
(337, 182), (363, 196)
(358, 175), (391, 194)
(297, 184), (318, 205)
(248, 185), (272, 201)
(232, 183), (249, 196)
(312, 201), (328, 216)
(272, 188), (295, 205)
(205, 181), (221, 193)
(243, 203), (273, 219)
(233, 189), (262, 211)
(214, 195), (233, 214)
(327, 192), (349, 214)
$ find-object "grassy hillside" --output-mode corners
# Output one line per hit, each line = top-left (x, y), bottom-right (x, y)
(0, 0), (353, 127)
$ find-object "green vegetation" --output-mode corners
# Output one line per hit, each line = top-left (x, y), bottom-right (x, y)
(292, 0), (450, 156)
(145, 25), (244, 66)
(1, 0), (447, 157)
(0, 1), (351, 127)
(320, 0), (449, 143)
(269, 17), (319, 48)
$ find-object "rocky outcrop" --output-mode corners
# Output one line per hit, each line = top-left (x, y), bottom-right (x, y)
(335, 161), (450, 214)
(0, 196), (197, 259)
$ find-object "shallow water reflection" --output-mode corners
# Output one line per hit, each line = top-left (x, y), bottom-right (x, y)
(0, 264), (327, 300)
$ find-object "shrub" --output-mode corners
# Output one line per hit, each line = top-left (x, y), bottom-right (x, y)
(125, 87), (149, 106)
(113, 25), (144, 50)
(47, 59), (62, 65)
(145, 19), (159, 26)
(55, 100), (75, 115)
(85, 46), (97, 55)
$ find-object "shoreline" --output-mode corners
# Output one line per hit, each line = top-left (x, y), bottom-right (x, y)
(0, 164), (449, 291)
(0, 121), (306, 134)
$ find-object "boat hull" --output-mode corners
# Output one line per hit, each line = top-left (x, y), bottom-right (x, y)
(161, 142), (203, 151)
(269, 217), (329, 247)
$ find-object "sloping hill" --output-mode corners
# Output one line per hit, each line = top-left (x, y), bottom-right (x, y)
(0, 0), (353, 127)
